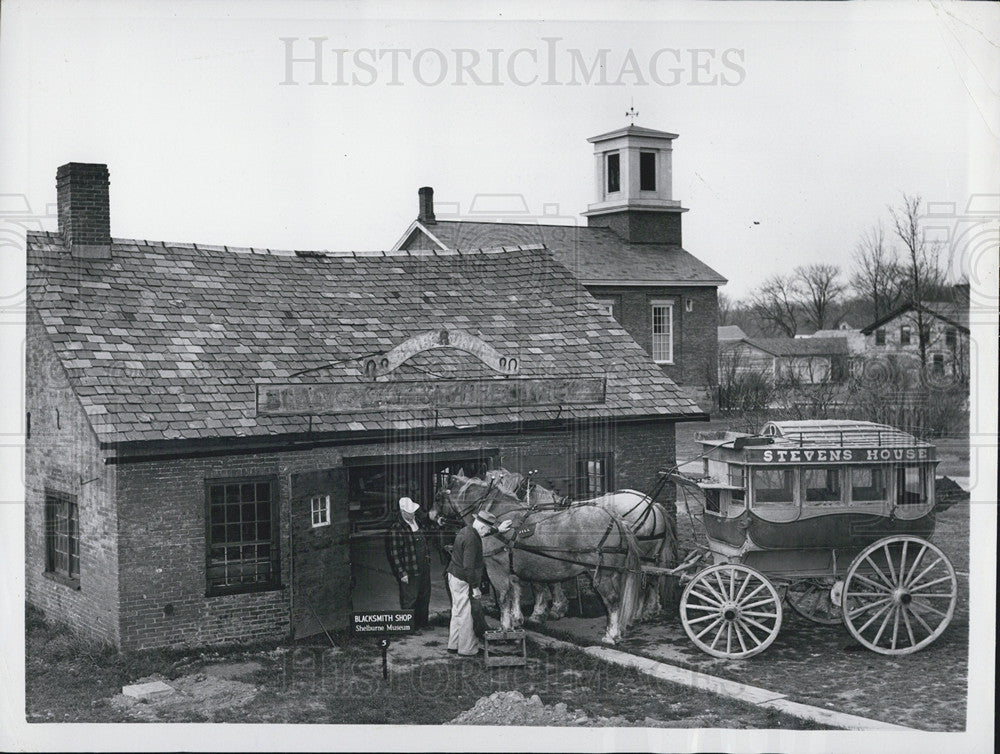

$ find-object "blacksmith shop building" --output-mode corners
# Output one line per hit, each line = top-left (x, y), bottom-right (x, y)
(26, 158), (711, 650)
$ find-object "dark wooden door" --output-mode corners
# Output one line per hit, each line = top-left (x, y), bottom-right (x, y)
(290, 467), (350, 639)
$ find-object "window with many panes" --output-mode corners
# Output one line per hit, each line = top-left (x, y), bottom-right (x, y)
(311, 494), (331, 527)
(875, 328), (886, 346)
(606, 152), (620, 194)
(577, 455), (613, 497)
(651, 300), (674, 363)
(206, 478), (280, 595)
(45, 491), (79, 585)
(932, 353), (945, 375)
(900, 324), (911, 345)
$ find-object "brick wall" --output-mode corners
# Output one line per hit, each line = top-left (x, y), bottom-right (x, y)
(25, 308), (120, 645)
(588, 284), (719, 389)
(112, 419), (679, 650)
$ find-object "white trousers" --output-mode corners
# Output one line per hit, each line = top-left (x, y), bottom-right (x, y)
(447, 573), (480, 655)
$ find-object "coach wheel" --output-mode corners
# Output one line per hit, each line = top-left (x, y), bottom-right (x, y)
(842, 536), (957, 655)
(786, 578), (844, 625)
(680, 564), (783, 659)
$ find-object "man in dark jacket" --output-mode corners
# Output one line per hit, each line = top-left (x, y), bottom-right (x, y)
(385, 496), (432, 632)
(446, 510), (512, 656)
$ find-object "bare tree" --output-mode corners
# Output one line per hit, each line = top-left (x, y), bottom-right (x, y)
(749, 274), (799, 337)
(889, 194), (952, 366)
(795, 263), (846, 331)
(851, 222), (904, 321)
(717, 292), (734, 326)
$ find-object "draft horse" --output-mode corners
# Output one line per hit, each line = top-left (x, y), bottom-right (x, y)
(434, 472), (646, 645)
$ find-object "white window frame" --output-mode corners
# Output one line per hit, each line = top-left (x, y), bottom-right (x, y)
(310, 494), (331, 527)
(650, 299), (675, 364)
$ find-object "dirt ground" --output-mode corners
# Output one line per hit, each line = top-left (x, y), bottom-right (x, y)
(24, 608), (827, 728)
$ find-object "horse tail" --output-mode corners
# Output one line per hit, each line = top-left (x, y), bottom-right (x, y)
(606, 509), (644, 632)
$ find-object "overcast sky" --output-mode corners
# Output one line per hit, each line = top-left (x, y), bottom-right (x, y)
(2, 1), (997, 300)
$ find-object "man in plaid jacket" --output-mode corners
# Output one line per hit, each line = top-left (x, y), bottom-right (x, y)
(385, 497), (432, 631)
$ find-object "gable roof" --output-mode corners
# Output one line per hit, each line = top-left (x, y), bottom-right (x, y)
(395, 220), (727, 287)
(718, 325), (748, 340)
(860, 301), (970, 335)
(723, 337), (849, 357)
(27, 232), (706, 447)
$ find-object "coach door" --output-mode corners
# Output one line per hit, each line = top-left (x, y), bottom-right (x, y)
(290, 467), (350, 640)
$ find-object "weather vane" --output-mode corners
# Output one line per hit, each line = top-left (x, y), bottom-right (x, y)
(626, 103), (639, 125)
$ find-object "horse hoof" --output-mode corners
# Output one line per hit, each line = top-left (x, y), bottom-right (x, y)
(600, 636), (617, 646)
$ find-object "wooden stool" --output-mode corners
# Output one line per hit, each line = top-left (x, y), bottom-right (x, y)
(483, 629), (527, 667)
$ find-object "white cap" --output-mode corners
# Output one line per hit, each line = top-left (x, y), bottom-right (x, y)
(398, 497), (419, 514)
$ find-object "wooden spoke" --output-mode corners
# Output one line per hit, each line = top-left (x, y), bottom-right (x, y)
(909, 598), (949, 619)
(725, 624), (733, 655)
(698, 580), (727, 605)
(901, 605), (916, 647)
(686, 612), (721, 625)
(908, 606), (935, 635)
(740, 610), (780, 620)
(741, 596), (781, 611)
(863, 555), (895, 590)
(906, 575), (953, 592)
(890, 605), (901, 650)
(871, 606), (894, 647)
(688, 587), (724, 606)
(904, 557), (944, 590)
(903, 544), (928, 585)
(739, 615), (777, 635)
(847, 597), (890, 620)
(733, 622), (748, 654)
(685, 602), (724, 612)
(694, 616), (724, 640)
(849, 573), (893, 593)
(856, 601), (893, 634)
(709, 622), (726, 650)
(883, 542), (899, 586)
(736, 618), (762, 647)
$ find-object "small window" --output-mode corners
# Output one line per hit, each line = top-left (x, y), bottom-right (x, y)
(851, 466), (887, 504)
(206, 477), (280, 595)
(896, 466), (925, 506)
(729, 465), (746, 505)
(311, 494), (331, 527)
(577, 455), (613, 497)
(900, 325), (911, 345)
(802, 467), (842, 504)
(753, 468), (796, 505)
(875, 328), (886, 346)
(932, 354), (945, 376)
(651, 300), (674, 364)
(945, 328), (957, 349)
(639, 151), (656, 191)
(45, 491), (79, 585)
(595, 297), (617, 319)
(606, 153), (620, 194)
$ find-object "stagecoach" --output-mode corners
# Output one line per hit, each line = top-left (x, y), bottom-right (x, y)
(667, 420), (957, 659)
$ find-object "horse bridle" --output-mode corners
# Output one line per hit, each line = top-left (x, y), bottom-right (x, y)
(434, 476), (499, 528)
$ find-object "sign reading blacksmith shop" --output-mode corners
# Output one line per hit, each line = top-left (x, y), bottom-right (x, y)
(352, 611), (414, 634)
(256, 327), (606, 415)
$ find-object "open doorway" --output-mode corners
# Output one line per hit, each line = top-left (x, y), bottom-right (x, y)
(345, 449), (498, 614)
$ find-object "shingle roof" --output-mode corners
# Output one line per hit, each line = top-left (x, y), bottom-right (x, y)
(402, 221), (727, 286)
(717, 325), (747, 340)
(740, 337), (849, 357)
(27, 232), (706, 445)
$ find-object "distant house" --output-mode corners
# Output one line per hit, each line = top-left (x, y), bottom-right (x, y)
(860, 300), (970, 380)
(801, 327), (866, 358)
(719, 336), (849, 385)
(718, 325), (748, 341)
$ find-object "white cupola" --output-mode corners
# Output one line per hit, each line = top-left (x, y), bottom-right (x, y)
(582, 125), (688, 246)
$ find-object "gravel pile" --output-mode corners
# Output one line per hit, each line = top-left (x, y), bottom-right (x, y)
(450, 690), (702, 728)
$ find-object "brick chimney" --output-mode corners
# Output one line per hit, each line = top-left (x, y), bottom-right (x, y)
(418, 186), (436, 225)
(56, 162), (111, 258)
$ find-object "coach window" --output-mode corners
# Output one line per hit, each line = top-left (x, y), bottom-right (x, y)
(802, 467), (843, 506)
(44, 490), (80, 588)
(850, 466), (887, 506)
(895, 465), (927, 506)
(728, 465), (746, 510)
(206, 477), (280, 596)
(752, 468), (798, 520)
